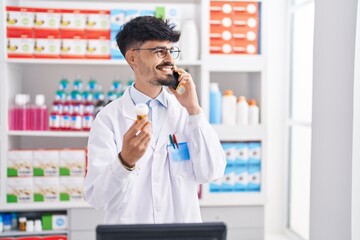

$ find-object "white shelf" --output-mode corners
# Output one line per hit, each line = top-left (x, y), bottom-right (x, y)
(8, 131), (90, 138)
(0, 230), (67, 237)
(200, 191), (266, 206)
(6, 58), (202, 66)
(0, 201), (91, 211)
(212, 124), (266, 141)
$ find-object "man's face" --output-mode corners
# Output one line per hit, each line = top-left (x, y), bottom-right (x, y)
(133, 40), (177, 87)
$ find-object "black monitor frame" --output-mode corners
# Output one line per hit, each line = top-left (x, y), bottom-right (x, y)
(96, 222), (227, 240)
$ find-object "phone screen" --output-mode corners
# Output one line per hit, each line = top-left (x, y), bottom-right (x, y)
(171, 71), (180, 90)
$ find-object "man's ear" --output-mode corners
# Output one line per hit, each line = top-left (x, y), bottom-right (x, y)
(125, 50), (136, 69)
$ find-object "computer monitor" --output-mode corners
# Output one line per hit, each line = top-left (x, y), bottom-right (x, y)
(96, 222), (227, 240)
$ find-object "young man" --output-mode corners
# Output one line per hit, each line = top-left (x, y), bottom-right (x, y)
(84, 16), (226, 224)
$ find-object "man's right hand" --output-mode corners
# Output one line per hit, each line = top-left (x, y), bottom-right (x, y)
(120, 118), (152, 168)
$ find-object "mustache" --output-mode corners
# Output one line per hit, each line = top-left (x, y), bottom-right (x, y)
(156, 63), (175, 69)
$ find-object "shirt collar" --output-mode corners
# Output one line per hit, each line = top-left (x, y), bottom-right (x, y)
(129, 83), (168, 108)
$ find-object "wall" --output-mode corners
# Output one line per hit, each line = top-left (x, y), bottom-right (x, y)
(311, 0), (358, 239)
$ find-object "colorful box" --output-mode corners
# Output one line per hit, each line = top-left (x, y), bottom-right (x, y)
(7, 29), (34, 58)
(6, 6), (34, 30)
(33, 177), (59, 202)
(59, 149), (86, 176)
(60, 31), (86, 58)
(7, 177), (33, 203)
(33, 150), (59, 176)
(33, 31), (61, 58)
(7, 150), (33, 177)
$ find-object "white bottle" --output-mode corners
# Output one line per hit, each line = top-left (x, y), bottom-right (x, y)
(180, 19), (199, 61)
(248, 99), (260, 125)
(236, 96), (249, 125)
(222, 90), (237, 125)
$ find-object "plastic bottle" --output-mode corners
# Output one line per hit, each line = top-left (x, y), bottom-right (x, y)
(106, 86), (118, 105)
(236, 96), (249, 125)
(112, 76), (122, 95)
(60, 94), (72, 131)
(70, 104), (82, 131)
(19, 217), (26, 231)
(180, 19), (199, 61)
(93, 86), (106, 117)
(59, 75), (70, 94)
(222, 90), (236, 125)
(209, 82), (222, 124)
(9, 94), (23, 130)
(49, 93), (62, 131)
(3, 214), (11, 231)
(82, 92), (94, 131)
(10, 213), (17, 230)
(26, 220), (34, 232)
(248, 99), (260, 125)
(87, 76), (98, 93)
(31, 94), (48, 130)
(34, 219), (42, 232)
(0, 214), (3, 232)
(16, 94), (31, 130)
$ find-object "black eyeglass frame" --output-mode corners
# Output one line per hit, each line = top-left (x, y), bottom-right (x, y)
(132, 46), (181, 59)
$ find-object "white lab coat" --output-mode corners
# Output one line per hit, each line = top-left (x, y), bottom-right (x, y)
(84, 87), (226, 224)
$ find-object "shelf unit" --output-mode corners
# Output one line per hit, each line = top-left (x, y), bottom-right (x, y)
(0, 230), (67, 238)
(1, 0), (267, 213)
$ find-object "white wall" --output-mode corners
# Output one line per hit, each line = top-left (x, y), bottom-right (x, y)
(311, 0), (358, 239)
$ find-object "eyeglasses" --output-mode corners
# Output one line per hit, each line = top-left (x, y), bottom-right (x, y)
(132, 46), (181, 59)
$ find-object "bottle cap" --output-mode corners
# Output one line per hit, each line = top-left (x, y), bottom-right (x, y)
(223, 90), (233, 96)
(135, 103), (149, 116)
(210, 82), (219, 91)
(248, 99), (257, 106)
(237, 96), (246, 102)
(35, 94), (45, 106)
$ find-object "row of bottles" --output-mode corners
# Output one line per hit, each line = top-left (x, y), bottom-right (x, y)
(9, 94), (48, 131)
(49, 75), (133, 131)
(8, 75), (134, 131)
(209, 82), (259, 125)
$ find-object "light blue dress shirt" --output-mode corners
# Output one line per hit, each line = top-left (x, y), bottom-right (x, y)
(129, 85), (168, 142)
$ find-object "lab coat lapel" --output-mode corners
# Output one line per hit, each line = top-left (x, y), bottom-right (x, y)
(121, 88), (136, 121)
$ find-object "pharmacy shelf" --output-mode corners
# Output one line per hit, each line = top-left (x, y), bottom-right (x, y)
(0, 230), (68, 237)
(5, 58), (202, 67)
(8, 130), (90, 138)
(212, 125), (266, 141)
(199, 191), (266, 206)
(0, 201), (91, 211)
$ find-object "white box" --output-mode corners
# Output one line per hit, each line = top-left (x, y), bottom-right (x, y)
(7, 150), (33, 177)
(33, 150), (59, 176)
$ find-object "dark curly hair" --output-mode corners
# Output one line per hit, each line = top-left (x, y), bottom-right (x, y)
(116, 16), (181, 57)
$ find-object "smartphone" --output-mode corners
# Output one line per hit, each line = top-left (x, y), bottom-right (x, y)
(171, 71), (180, 90)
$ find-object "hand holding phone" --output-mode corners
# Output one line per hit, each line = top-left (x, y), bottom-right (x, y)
(171, 71), (185, 95)
(171, 71), (180, 90)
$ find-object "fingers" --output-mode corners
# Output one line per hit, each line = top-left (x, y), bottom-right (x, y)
(127, 118), (150, 136)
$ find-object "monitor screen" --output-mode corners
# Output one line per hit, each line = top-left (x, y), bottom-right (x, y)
(96, 222), (227, 240)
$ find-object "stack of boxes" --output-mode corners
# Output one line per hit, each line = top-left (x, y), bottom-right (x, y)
(7, 149), (86, 204)
(6, 6), (111, 59)
(210, 141), (261, 192)
(209, 1), (260, 54)
(6, 5), (181, 60)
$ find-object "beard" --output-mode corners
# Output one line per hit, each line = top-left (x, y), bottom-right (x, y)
(157, 73), (176, 86)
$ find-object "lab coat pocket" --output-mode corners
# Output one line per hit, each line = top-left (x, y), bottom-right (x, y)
(168, 138), (193, 178)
